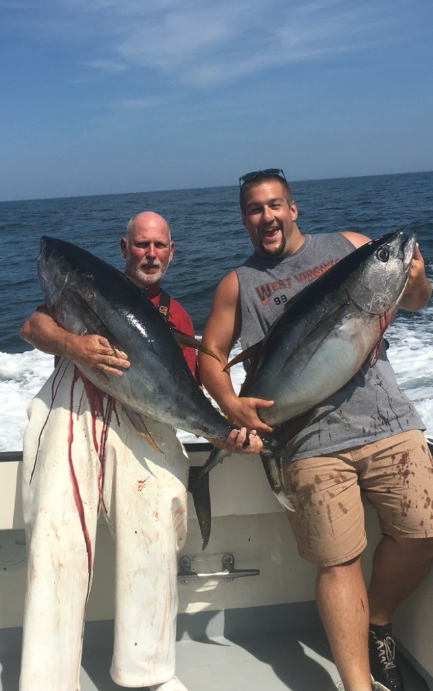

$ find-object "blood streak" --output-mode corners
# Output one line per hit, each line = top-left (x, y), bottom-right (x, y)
(32, 359), (118, 598)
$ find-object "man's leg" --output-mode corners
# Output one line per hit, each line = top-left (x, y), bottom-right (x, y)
(369, 534), (433, 624)
(105, 417), (189, 688)
(284, 451), (372, 691)
(362, 430), (433, 691)
(316, 556), (372, 691)
(20, 362), (102, 691)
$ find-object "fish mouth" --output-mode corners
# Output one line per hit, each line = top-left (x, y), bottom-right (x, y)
(402, 231), (417, 271)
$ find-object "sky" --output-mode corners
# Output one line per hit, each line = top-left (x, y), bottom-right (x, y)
(1, 0), (432, 202)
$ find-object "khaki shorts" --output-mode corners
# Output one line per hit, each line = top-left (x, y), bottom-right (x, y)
(283, 430), (433, 567)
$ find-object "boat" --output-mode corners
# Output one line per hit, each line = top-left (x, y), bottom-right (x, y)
(0, 443), (432, 691)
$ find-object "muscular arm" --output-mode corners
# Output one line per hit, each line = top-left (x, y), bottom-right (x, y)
(341, 231), (431, 312)
(199, 271), (274, 438)
(20, 306), (130, 376)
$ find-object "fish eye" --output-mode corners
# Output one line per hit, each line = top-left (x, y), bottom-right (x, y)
(376, 247), (389, 263)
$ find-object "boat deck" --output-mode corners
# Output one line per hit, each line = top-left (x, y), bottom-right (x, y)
(0, 622), (429, 691)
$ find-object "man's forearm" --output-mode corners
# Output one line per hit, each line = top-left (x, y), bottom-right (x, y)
(198, 350), (238, 419)
(19, 308), (74, 357)
(399, 277), (432, 311)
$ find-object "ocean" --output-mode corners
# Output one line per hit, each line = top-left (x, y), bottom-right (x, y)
(1, 171), (433, 451)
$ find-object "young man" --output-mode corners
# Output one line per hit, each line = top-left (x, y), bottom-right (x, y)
(198, 170), (433, 691)
(19, 211), (257, 691)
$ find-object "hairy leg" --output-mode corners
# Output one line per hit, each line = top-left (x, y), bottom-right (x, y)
(316, 556), (372, 691)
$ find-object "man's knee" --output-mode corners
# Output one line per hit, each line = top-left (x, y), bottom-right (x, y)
(317, 555), (363, 580)
(391, 534), (433, 562)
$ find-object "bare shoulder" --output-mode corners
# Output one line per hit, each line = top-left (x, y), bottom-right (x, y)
(340, 230), (371, 248)
(214, 269), (240, 305)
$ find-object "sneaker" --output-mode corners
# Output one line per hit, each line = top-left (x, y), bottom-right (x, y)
(333, 681), (381, 690)
(369, 623), (404, 691)
(148, 676), (188, 691)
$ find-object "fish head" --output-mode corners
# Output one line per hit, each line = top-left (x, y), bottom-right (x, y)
(346, 230), (417, 315)
(37, 236), (97, 333)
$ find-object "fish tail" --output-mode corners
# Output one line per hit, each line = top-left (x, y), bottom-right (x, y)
(188, 466), (211, 550)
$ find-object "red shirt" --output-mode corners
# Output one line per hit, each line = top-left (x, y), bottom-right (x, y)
(148, 292), (197, 374)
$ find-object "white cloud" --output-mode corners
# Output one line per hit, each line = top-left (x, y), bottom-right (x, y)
(107, 96), (164, 110)
(1, 0), (428, 87)
(84, 59), (126, 73)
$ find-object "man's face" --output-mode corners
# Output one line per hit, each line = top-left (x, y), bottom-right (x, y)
(121, 216), (174, 287)
(242, 180), (298, 258)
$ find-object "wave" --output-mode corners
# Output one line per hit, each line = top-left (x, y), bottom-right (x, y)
(1, 320), (432, 452)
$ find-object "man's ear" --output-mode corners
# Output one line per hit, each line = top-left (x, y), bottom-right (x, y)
(120, 237), (127, 258)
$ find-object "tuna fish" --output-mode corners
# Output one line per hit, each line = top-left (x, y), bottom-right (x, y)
(193, 230), (417, 534)
(37, 235), (234, 457)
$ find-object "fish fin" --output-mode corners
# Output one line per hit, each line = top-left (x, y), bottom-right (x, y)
(188, 467), (211, 550)
(58, 289), (123, 349)
(279, 302), (349, 374)
(171, 329), (221, 362)
(190, 446), (229, 486)
(259, 439), (293, 510)
(260, 411), (318, 511)
(224, 341), (262, 371)
(123, 406), (162, 453)
(282, 284), (311, 309)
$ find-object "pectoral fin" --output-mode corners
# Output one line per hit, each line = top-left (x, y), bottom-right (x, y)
(123, 406), (162, 453)
(54, 289), (122, 350)
(224, 341), (262, 371)
(171, 329), (221, 362)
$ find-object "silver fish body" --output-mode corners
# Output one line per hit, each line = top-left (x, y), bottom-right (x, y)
(37, 236), (233, 443)
(194, 230), (416, 521)
(243, 229), (416, 427)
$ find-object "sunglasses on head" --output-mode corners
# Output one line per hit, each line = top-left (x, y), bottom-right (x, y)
(239, 168), (286, 187)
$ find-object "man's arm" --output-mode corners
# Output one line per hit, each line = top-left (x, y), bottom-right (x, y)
(341, 231), (432, 312)
(20, 306), (130, 377)
(199, 270), (274, 438)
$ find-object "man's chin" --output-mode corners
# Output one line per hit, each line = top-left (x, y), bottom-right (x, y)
(260, 241), (286, 257)
(136, 268), (165, 285)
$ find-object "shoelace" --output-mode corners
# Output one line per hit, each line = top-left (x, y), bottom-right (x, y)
(375, 635), (396, 670)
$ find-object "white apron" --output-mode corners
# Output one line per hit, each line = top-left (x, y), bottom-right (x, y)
(20, 358), (189, 691)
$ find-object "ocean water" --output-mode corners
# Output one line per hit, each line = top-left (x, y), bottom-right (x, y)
(1, 171), (433, 451)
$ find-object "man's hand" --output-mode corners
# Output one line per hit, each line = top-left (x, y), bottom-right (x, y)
(211, 427), (264, 454)
(226, 396), (275, 436)
(62, 333), (130, 377)
(400, 244), (432, 311)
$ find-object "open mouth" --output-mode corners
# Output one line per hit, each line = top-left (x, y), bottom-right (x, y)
(261, 228), (280, 240)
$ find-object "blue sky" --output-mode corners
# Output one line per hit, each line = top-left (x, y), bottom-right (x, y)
(1, 0), (432, 201)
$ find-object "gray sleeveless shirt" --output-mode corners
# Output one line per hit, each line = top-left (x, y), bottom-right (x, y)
(235, 232), (424, 461)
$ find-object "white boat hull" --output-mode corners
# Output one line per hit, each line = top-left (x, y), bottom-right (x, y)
(0, 444), (432, 690)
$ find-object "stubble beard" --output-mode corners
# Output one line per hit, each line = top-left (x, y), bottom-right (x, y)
(259, 237), (286, 257)
(132, 262), (167, 286)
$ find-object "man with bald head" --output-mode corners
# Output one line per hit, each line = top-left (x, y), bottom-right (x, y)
(19, 212), (199, 691)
